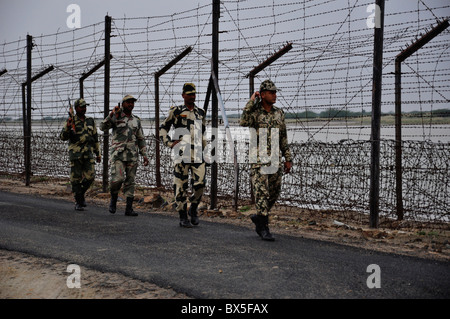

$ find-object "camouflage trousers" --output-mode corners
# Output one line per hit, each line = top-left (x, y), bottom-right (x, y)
(173, 162), (206, 213)
(250, 165), (283, 216)
(110, 160), (138, 198)
(70, 158), (95, 195)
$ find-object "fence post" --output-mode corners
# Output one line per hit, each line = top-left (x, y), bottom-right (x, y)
(369, 0), (385, 228)
(210, 63), (239, 211)
(154, 75), (160, 186)
(21, 83), (27, 182)
(79, 55), (113, 99)
(394, 18), (449, 221)
(22, 34), (54, 187)
(25, 35), (32, 186)
(246, 42), (292, 81)
(394, 60), (403, 221)
(210, 0), (220, 209)
(103, 15), (111, 193)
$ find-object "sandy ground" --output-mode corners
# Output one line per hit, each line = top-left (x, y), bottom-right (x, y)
(0, 175), (449, 299)
(0, 249), (188, 299)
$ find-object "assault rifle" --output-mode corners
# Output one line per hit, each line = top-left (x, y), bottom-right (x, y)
(67, 98), (76, 132)
(108, 102), (122, 120)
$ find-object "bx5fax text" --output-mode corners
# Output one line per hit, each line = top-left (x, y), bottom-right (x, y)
(225, 303), (268, 314)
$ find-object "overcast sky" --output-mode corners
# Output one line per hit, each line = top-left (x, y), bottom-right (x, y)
(0, 0), (213, 44)
(1, 0), (449, 117)
(2, 0), (449, 44)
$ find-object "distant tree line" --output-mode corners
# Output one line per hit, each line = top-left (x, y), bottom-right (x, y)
(283, 108), (450, 119)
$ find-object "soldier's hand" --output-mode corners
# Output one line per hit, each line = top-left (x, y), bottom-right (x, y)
(284, 161), (292, 174)
(143, 156), (149, 166)
(251, 91), (260, 101)
(203, 154), (212, 167)
(110, 105), (120, 118)
(67, 118), (73, 126)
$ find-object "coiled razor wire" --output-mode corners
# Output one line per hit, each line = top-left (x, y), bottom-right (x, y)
(0, 128), (448, 225)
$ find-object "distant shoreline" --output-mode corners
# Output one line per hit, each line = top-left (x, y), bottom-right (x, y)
(3, 115), (449, 127)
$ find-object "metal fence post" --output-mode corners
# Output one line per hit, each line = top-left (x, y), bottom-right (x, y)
(103, 15), (111, 193)
(369, 0), (385, 228)
(394, 19), (449, 221)
(210, 0), (220, 209)
(25, 35), (32, 186)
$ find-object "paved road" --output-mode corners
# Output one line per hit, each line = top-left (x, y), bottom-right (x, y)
(0, 190), (448, 299)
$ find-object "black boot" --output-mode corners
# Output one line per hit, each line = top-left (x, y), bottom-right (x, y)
(251, 214), (274, 241)
(74, 194), (84, 211)
(188, 203), (199, 226)
(260, 215), (275, 241)
(179, 208), (192, 228)
(80, 193), (87, 207)
(125, 197), (138, 216)
(80, 180), (92, 207)
(251, 214), (262, 237)
(109, 193), (118, 214)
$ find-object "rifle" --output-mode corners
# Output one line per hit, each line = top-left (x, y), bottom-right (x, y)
(67, 98), (76, 132)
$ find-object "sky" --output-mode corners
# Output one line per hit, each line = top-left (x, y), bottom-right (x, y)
(1, 0), (449, 117)
(0, 0), (213, 44)
(3, 0), (448, 44)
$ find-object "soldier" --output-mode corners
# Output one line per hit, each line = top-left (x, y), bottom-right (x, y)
(60, 98), (101, 211)
(240, 80), (293, 241)
(100, 95), (149, 216)
(160, 83), (207, 227)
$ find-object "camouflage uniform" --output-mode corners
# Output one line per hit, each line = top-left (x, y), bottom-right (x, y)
(240, 80), (292, 239)
(60, 99), (100, 205)
(159, 83), (206, 226)
(100, 99), (148, 198)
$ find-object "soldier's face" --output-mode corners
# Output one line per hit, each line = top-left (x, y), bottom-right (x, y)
(183, 93), (196, 107)
(261, 90), (276, 105)
(123, 100), (134, 113)
(75, 105), (86, 116)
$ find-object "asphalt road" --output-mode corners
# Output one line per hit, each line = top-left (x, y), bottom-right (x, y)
(0, 190), (448, 299)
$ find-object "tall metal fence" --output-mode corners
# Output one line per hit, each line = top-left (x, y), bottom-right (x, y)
(1, 0), (449, 226)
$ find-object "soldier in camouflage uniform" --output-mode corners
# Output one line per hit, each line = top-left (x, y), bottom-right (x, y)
(159, 83), (207, 227)
(100, 95), (149, 216)
(60, 98), (101, 211)
(240, 80), (293, 241)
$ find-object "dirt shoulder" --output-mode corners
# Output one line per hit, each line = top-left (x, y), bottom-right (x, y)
(0, 249), (188, 299)
(0, 176), (448, 299)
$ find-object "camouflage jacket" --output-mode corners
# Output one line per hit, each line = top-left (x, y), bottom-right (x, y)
(100, 110), (148, 162)
(60, 115), (100, 161)
(160, 104), (207, 151)
(240, 99), (292, 167)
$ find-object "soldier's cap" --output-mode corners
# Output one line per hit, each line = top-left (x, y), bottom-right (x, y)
(122, 94), (137, 102)
(259, 80), (278, 92)
(74, 98), (89, 108)
(183, 83), (196, 94)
